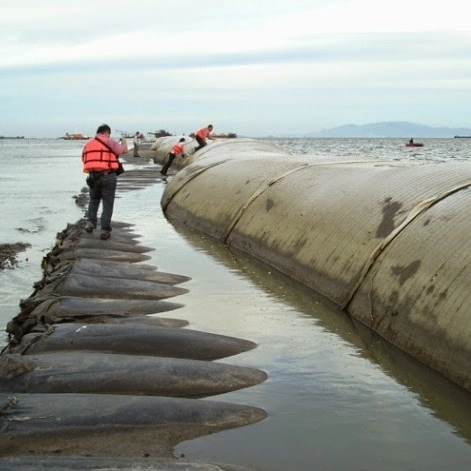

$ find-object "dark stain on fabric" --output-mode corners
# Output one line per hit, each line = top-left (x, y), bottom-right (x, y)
(391, 260), (421, 286)
(377, 197), (403, 238)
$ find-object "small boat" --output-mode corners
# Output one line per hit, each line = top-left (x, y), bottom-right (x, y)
(61, 132), (90, 140)
(149, 129), (173, 138)
(405, 142), (424, 147)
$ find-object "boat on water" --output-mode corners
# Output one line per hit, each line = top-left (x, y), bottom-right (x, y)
(61, 132), (90, 140)
(148, 129), (173, 138)
(405, 142), (424, 147)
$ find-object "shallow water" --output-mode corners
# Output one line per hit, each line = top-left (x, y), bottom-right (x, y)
(1, 138), (471, 470)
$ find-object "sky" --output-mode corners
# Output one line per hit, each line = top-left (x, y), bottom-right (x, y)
(1, 0), (470, 138)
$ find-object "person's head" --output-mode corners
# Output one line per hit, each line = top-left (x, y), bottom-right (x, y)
(96, 124), (111, 135)
(208, 124), (213, 130)
(179, 138), (185, 142)
(136, 132), (140, 136)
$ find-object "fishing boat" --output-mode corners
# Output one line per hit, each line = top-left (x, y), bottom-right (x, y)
(405, 142), (424, 147)
(149, 129), (173, 138)
(61, 132), (90, 140)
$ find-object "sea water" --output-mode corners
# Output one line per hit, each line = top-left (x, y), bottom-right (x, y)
(1, 137), (471, 471)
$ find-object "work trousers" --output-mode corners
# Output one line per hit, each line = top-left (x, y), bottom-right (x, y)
(160, 152), (177, 175)
(194, 135), (207, 152)
(86, 172), (117, 232)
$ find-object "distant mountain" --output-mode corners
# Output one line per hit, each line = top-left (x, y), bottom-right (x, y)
(304, 122), (471, 138)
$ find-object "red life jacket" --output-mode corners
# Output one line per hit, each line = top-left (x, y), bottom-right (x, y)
(171, 143), (185, 155)
(82, 138), (119, 173)
(196, 127), (209, 139)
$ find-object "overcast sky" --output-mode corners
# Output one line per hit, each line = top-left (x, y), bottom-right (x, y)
(1, 0), (469, 137)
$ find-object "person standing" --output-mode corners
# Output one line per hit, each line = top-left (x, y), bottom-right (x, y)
(193, 124), (215, 152)
(133, 132), (141, 157)
(160, 138), (187, 176)
(82, 124), (128, 240)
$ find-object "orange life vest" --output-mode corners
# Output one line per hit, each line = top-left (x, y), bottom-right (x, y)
(196, 127), (209, 139)
(171, 143), (184, 155)
(82, 138), (119, 173)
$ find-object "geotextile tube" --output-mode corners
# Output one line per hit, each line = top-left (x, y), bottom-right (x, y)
(161, 137), (471, 393)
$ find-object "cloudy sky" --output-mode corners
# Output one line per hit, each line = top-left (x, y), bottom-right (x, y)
(1, 0), (469, 137)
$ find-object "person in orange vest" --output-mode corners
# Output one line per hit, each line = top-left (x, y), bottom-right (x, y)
(82, 123), (128, 240)
(160, 138), (187, 176)
(193, 124), (215, 152)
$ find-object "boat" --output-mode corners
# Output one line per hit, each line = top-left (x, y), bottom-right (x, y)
(61, 132), (90, 140)
(148, 129), (173, 138)
(405, 142), (424, 147)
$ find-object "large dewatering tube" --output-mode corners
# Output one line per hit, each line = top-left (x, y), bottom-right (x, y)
(161, 138), (471, 393)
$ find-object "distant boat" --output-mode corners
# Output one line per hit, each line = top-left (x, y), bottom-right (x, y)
(61, 132), (90, 140)
(405, 142), (424, 147)
(148, 129), (173, 138)
(454, 135), (471, 138)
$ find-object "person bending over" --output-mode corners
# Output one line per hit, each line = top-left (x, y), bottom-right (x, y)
(160, 138), (187, 176)
(193, 124), (215, 152)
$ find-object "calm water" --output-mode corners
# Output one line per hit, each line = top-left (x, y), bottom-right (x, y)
(1, 137), (471, 471)
(267, 137), (471, 163)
